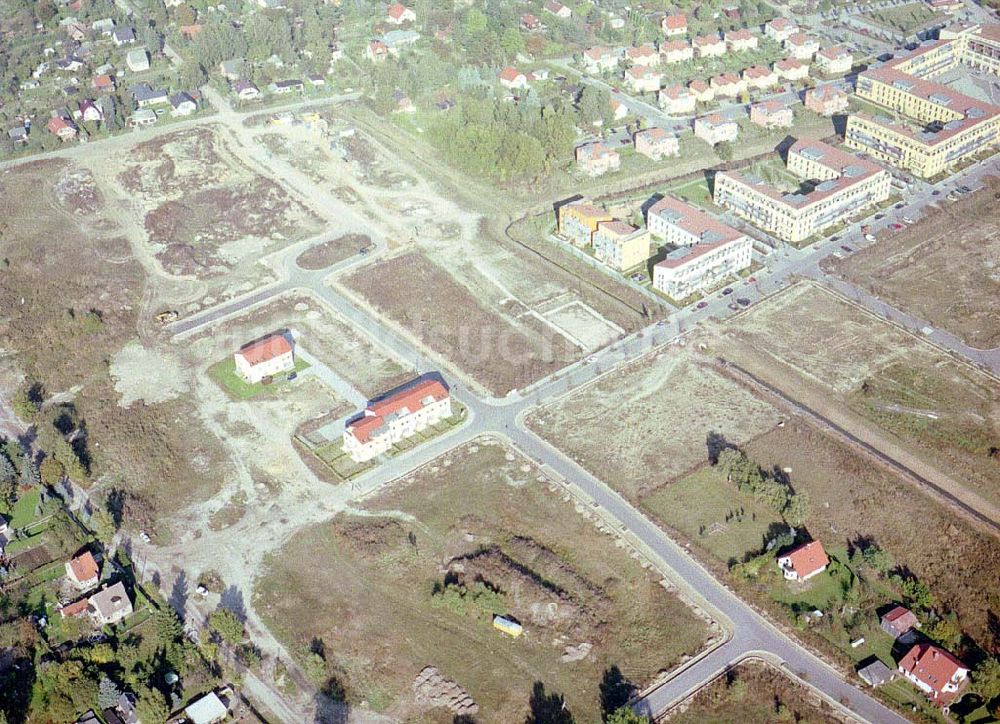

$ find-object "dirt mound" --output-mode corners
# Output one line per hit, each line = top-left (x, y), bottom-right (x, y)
(412, 666), (478, 716)
(296, 234), (371, 271)
(334, 518), (409, 555)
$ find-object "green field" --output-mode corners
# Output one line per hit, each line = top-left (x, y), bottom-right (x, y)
(208, 356), (311, 400)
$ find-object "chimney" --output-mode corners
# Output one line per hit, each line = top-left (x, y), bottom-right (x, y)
(932, 650), (939, 659)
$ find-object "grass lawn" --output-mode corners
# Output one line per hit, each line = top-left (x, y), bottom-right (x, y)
(9, 488), (41, 528)
(256, 440), (709, 722)
(669, 177), (715, 208)
(862, 2), (942, 33)
(208, 356), (311, 400)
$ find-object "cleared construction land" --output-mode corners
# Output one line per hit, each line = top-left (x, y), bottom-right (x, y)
(255, 439), (710, 722)
(826, 176), (1000, 349)
(717, 282), (1000, 512)
(527, 345), (782, 499)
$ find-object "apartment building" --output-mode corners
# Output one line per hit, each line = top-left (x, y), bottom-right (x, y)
(785, 32), (819, 60)
(711, 72), (745, 97)
(805, 85), (849, 115)
(694, 114), (739, 145)
(582, 46), (620, 73)
(661, 39), (694, 63)
(815, 45), (853, 75)
(626, 64), (663, 93)
(941, 23), (1000, 75)
(750, 100), (793, 128)
(774, 56), (810, 81)
(694, 34), (727, 57)
(659, 84), (697, 114)
(846, 63), (1000, 177)
(714, 139), (891, 242)
(626, 43), (661, 67)
(575, 141), (621, 176)
(743, 64), (778, 90)
(344, 379), (452, 463)
(688, 79), (715, 102)
(634, 127), (680, 159)
(592, 220), (651, 271)
(765, 17), (798, 43)
(726, 29), (759, 52)
(647, 196), (752, 299)
(557, 201), (612, 246)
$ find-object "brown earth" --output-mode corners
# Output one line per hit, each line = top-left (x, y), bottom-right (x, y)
(295, 234), (371, 271)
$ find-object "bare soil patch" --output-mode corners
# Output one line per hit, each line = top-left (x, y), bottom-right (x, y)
(528, 344), (781, 500)
(344, 252), (582, 395)
(296, 234), (370, 271)
(256, 440), (709, 722)
(825, 176), (1000, 349)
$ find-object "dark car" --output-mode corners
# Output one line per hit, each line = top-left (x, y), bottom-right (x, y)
(830, 235), (840, 241)
(736, 297), (751, 307)
(894, 202), (905, 209)
(747, 276), (756, 283)
(721, 287), (734, 296)
(931, 189), (940, 196)
(874, 213), (885, 220)
(696, 300), (709, 309)
(841, 245), (853, 253)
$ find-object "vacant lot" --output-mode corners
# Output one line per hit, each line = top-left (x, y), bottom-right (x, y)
(528, 345), (781, 499)
(0, 159), (228, 517)
(296, 233), (371, 270)
(111, 126), (322, 278)
(256, 440), (709, 722)
(862, 2), (942, 33)
(344, 252), (584, 395)
(669, 660), (846, 724)
(826, 177), (1000, 349)
(719, 282), (1000, 509)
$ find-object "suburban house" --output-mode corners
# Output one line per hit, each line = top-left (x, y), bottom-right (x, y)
(881, 606), (921, 639)
(647, 196), (751, 300)
(270, 79), (304, 94)
(743, 64), (778, 90)
(234, 333), (295, 384)
(57, 56), (85, 73)
(128, 108), (157, 127)
(125, 49), (150, 72)
(694, 34), (727, 58)
(383, 29), (421, 54)
(625, 65), (662, 94)
(65, 551), (100, 589)
(725, 29), (758, 52)
(688, 79), (715, 103)
(308, 74), (326, 87)
(219, 58), (244, 80)
(499, 67), (528, 89)
(714, 139), (891, 242)
(7, 126), (28, 146)
(610, 99), (629, 122)
(132, 83), (168, 107)
(343, 379), (452, 463)
(88, 582), (133, 626)
(694, 114), (738, 145)
(750, 100), (793, 128)
(777, 540), (829, 581)
(626, 44), (661, 67)
(366, 39), (390, 63)
(816, 45), (853, 75)
(897, 644), (969, 707)
(520, 13), (541, 31)
(660, 40), (694, 64)
(661, 13), (687, 36)
(710, 72), (745, 97)
(92, 17), (115, 35)
(582, 46), (620, 74)
(785, 32), (820, 60)
(234, 80), (261, 100)
(47, 115), (78, 141)
(544, 0), (571, 19)
(575, 141), (620, 176)
(774, 56), (810, 81)
(557, 201), (612, 246)
(91, 74), (115, 91)
(386, 2), (415, 25)
(185, 692), (229, 724)
(634, 127), (679, 159)
(765, 17), (799, 42)
(659, 84), (697, 114)
(805, 85), (848, 115)
(78, 99), (103, 123)
(592, 220), (651, 271)
(112, 26), (136, 45)
(170, 92), (197, 116)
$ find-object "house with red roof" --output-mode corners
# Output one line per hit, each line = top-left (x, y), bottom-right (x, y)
(65, 551), (100, 589)
(897, 643), (969, 707)
(694, 34), (727, 58)
(233, 333), (294, 384)
(881, 605), (920, 639)
(765, 17), (799, 43)
(499, 67), (528, 89)
(661, 13), (687, 37)
(544, 0), (571, 19)
(344, 378), (452, 462)
(386, 3), (415, 25)
(777, 540), (829, 581)
(520, 13), (541, 31)
(47, 116), (78, 141)
(750, 100), (793, 129)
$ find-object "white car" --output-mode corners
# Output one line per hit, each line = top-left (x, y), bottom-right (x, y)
(901, 216), (914, 224)
(864, 233), (876, 242)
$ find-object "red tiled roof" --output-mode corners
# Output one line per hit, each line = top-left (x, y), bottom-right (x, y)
(899, 644), (967, 698)
(775, 57), (807, 71)
(786, 32), (813, 46)
(60, 598), (90, 618)
(882, 605), (919, 631)
(694, 34), (723, 46)
(348, 379), (449, 444)
(68, 551), (99, 582)
(782, 541), (829, 578)
(387, 3), (410, 20)
(726, 29), (753, 42)
(663, 13), (686, 30)
(769, 18), (795, 30)
(688, 79), (710, 92)
(661, 40), (690, 53)
(649, 196), (744, 257)
(499, 67), (524, 82)
(236, 334), (292, 367)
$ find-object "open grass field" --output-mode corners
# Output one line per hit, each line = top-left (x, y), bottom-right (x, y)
(862, 2), (943, 33)
(527, 345), (782, 499)
(717, 281), (1000, 510)
(826, 177), (1000, 349)
(343, 251), (586, 396)
(668, 659), (847, 723)
(255, 439), (710, 722)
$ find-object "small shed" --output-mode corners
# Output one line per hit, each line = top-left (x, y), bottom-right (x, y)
(184, 692), (228, 724)
(858, 659), (894, 688)
(493, 615), (523, 637)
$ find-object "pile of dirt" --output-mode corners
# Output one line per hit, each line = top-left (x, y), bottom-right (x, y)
(296, 234), (371, 270)
(53, 168), (102, 215)
(334, 518), (409, 555)
(412, 666), (478, 717)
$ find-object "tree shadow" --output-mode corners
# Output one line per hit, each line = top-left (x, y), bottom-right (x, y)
(313, 690), (349, 724)
(705, 430), (734, 465)
(169, 570), (189, 620)
(525, 681), (573, 724)
(219, 585), (246, 622)
(599, 665), (634, 718)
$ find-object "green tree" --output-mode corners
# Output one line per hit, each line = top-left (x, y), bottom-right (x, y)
(136, 685), (170, 724)
(783, 491), (810, 526)
(155, 606), (184, 645)
(98, 675), (121, 709)
(972, 657), (1000, 703)
(925, 613), (962, 649)
(11, 383), (41, 422)
(606, 708), (648, 724)
(91, 508), (117, 545)
(716, 142), (734, 161)
(39, 456), (65, 487)
(208, 607), (245, 645)
(500, 27), (525, 60)
(578, 85), (611, 128)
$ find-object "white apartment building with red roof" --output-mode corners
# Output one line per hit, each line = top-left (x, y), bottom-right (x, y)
(344, 379), (452, 462)
(234, 333), (295, 384)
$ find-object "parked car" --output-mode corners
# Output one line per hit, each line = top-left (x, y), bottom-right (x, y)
(894, 202), (905, 209)
(889, 222), (903, 230)
(728, 302), (740, 311)
(874, 213), (885, 220)
(736, 297), (751, 307)
(841, 245), (853, 252)
(696, 300), (709, 309)
(864, 233), (876, 242)
(931, 189), (940, 196)
(721, 287), (734, 296)
(902, 216), (914, 224)
(747, 276), (756, 283)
